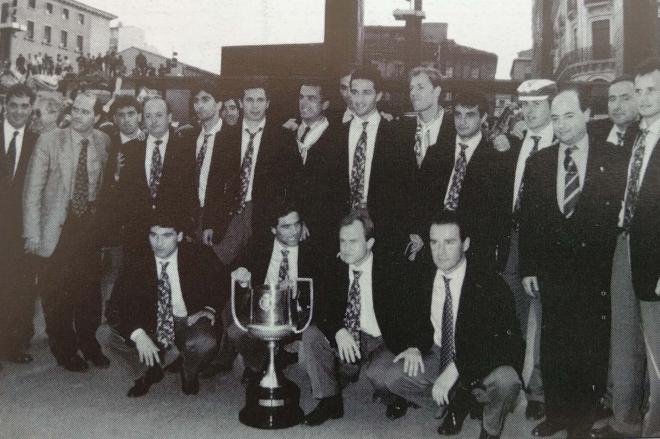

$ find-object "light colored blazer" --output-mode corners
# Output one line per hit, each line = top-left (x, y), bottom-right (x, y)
(23, 128), (110, 257)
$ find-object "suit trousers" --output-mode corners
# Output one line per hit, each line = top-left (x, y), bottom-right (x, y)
(0, 245), (36, 356)
(302, 325), (387, 400)
(107, 316), (217, 380)
(39, 211), (103, 360)
(372, 344), (521, 436)
(501, 228), (543, 403)
(226, 320), (267, 373)
(607, 234), (648, 435)
(212, 203), (252, 266)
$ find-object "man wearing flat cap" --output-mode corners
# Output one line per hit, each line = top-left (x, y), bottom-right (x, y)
(495, 78), (557, 422)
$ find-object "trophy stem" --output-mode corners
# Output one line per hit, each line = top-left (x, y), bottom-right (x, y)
(261, 340), (279, 389)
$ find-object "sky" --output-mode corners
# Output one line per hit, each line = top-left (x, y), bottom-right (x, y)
(83, 0), (532, 79)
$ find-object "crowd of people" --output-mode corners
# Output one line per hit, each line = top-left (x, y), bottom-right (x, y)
(0, 58), (659, 439)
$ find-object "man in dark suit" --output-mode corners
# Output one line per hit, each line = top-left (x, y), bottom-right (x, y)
(23, 91), (112, 371)
(118, 96), (195, 252)
(496, 78), (557, 421)
(589, 75), (639, 150)
(591, 58), (660, 439)
(519, 87), (627, 438)
(0, 84), (38, 366)
(370, 212), (522, 439)
(108, 216), (220, 397)
(227, 202), (314, 380)
(418, 92), (502, 269)
(301, 209), (397, 426)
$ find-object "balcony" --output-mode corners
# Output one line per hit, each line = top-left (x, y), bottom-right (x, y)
(584, 0), (611, 9)
(553, 45), (616, 81)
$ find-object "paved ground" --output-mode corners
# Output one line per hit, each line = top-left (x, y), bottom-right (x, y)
(0, 304), (562, 439)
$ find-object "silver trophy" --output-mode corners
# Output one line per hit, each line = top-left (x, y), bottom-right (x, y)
(231, 275), (313, 429)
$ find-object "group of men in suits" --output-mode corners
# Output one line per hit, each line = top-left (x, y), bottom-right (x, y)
(3, 54), (660, 438)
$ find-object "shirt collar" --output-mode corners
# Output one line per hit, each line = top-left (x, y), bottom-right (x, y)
(202, 118), (223, 136)
(527, 123), (554, 141)
(4, 119), (26, 138)
(640, 116), (660, 136)
(417, 108), (444, 129)
(155, 248), (178, 267)
(349, 251), (373, 274)
(437, 257), (467, 281)
(456, 131), (482, 150)
(242, 118), (266, 134)
(70, 129), (90, 147)
(273, 238), (298, 254)
(353, 110), (381, 127)
(300, 116), (327, 132)
(148, 130), (169, 145)
(560, 133), (589, 153)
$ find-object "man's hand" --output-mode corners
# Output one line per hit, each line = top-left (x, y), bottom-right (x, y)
(187, 309), (215, 327)
(136, 130), (146, 142)
(24, 238), (39, 254)
(231, 267), (252, 288)
(493, 134), (511, 152)
(335, 328), (361, 364)
(522, 276), (539, 298)
(380, 111), (394, 122)
(655, 278), (660, 297)
(300, 222), (310, 242)
(134, 331), (161, 367)
(393, 347), (425, 377)
(114, 152), (125, 181)
(432, 362), (459, 406)
(202, 228), (214, 246)
(510, 120), (526, 140)
(282, 118), (299, 131)
(406, 234), (424, 261)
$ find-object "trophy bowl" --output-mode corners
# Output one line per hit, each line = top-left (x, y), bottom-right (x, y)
(231, 276), (313, 429)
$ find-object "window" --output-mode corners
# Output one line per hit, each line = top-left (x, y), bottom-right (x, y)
(43, 25), (51, 44)
(28, 0), (35, 8)
(60, 30), (67, 48)
(62, 8), (69, 19)
(78, 13), (84, 24)
(592, 20), (611, 59)
(45, 2), (52, 14)
(1, 4), (9, 23)
(76, 35), (83, 52)
(471, 67), (480, 79)
(26, 20), (34, 39)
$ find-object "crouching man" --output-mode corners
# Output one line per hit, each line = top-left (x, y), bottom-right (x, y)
(371, 212), (523, 439)
(108, 215), (220, 397)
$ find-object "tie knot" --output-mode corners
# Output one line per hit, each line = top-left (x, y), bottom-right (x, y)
(12, 131), (19, 139)
(80, 138), (89, 148)
(353, 270), (362, 280)
(154, 140), (163, 146)
(616, 131), (625, 141)
(458, 142), (469, 151)
(443, 275), (451, 289)
(245, 128), (261, 139)
(362, 121), (369, 130)
(565, 145), (577, 157)
(281, 248), (289, 258)
(203, 133), (212, 141)
(160, 261), (169, 273)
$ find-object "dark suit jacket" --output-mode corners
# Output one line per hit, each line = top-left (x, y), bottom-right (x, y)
(113, 244), (221, 341)
(392, 261), (523, 385)
(118, 131), (195, 246)
(0, 127), (38, 251)
(628, 122), (660, 301)
(588, 118), (636, 152)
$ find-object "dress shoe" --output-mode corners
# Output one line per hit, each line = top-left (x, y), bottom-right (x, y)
(437, 405), (469, 435)
(589, 425), (626, 439)
(532, 420), (566, 437)
(84, 351), (110, 368)
(526, 401), (546, 420)
(180, 368), (200, 395)
(127, 366), (163, 397)
(479, 426), (500, 439)
(303, 395), (344, 426)
(386, 395), (411, 420)
(241, 367), (260, 385)
(199, 361), (233, 379)
(7, 351), (33, 364)
(57, 354), (89, 372)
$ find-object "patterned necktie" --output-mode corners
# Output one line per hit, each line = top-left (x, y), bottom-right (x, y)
(414, 121), (424, 168)
(563, 146), (580, 218)
(149, 140), (163, 199)
(238, 128), (261, 213)
(71, 138), (89, 217)
(156, 261), (175, 348)
(278, 248), (289, 284)
(513, 135), (542, 215)
(616, 131), (626, 147)
(6, 131), (18, 178)
(350, 121), (369, 209)
(343, 270), (362, 346)
(623, 129), (650, 232)
(196, 133), (212, 181)
(439, 276), (456, 373)
(444, 143), (469, 211)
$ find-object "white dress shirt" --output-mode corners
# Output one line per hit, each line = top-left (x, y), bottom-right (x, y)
(417, 109), (444, 163)
(347, 252), (381, 337)
(556, 135), (589, 214)
(606, 125), (627, 146)
(618, 116), (660, 227)
(431, 258), (466, 348)
(264, 239), (299, 286)
(512, 124), (554, 211)
(155, 249), (187, 317)
(297, 117), (329, 165)
(241, 118), (267, 203)
(144, 131), (169, 183)
(443, 132), (482, 204)
(348, 111), (382, 204)
(197, 119), (223, 206)
(3, 119), (25, 177)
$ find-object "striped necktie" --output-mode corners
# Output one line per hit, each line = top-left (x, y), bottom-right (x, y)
(563, 146), (580, 218)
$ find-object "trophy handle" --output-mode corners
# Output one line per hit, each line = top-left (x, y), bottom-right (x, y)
(293, 277), (313, 334)
(230, 273), (250, 333)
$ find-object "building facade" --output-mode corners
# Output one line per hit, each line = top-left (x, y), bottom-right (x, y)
(0, 0), (116, 70)
(510, 48), (533, 80)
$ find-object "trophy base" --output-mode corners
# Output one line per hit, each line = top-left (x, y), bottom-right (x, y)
(239, 377), (303, 429)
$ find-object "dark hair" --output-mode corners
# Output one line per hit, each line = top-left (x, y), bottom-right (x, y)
(339, 63), (357, 79)
(5, 84), (36, 105)
(610, 74), (634, 88)
(242, 77), (270, 100)
(148, 212), (182, 233)
(350, 65), (383, 93)
(191, 80), (221, 103)
(408, 66), (443, 88)
(299, 79), (329, 100)
(270, 198), (301, 228)
(555, 86), (590, 112)
(143, 95), (172, 114)
(340, 209), (375, 241)
(110, 95), (141, 116)
(453, 92), (488, 116)
(634, 57), (660, 78)
(429, 210), (469, 241)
